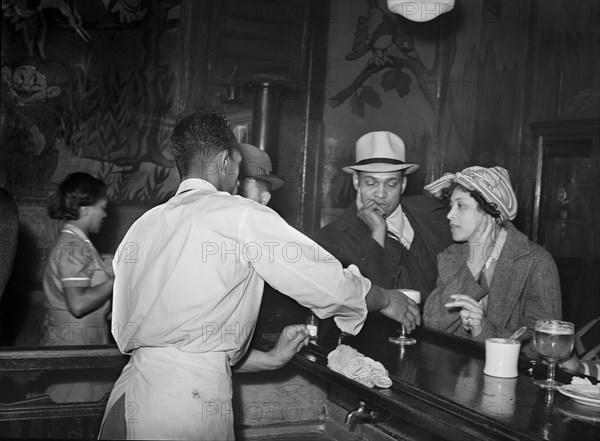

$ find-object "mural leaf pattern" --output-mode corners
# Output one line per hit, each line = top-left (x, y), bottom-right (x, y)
(359, 85), (382, 108)
(330, 0), (447, 117)
(350, 92), (365, 118)
(1, 0), (181, 203)
(381, 69), (412, 98)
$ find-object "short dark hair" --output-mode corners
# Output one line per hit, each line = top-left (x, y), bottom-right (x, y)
(441, 183), (502, 219)
(48, 173), (107, 220)
(170, 109), (239, 177)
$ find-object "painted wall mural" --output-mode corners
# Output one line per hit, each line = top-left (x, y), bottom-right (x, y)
(322, 0), (461, 214)
(1, 0), (181, 204)
(329, 0), (455, 118)
(1, 0), (91, 58)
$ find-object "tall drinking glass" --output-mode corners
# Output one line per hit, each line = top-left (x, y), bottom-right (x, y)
(388, 289), (421, 346)
(533, 320), (575, 390)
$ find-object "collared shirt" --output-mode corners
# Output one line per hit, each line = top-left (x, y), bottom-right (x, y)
(111, 178), (370, 364)
(478, 226), (508, 311)
(385, 203), (415, 249)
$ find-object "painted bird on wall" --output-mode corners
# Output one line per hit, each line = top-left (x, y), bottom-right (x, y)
(345, 0), (416, 67)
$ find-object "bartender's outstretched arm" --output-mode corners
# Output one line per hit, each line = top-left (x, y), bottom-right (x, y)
(366, 285), (420, 333)
(233, 324), (309, 373)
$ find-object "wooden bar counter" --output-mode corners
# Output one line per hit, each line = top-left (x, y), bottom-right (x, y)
(1, 327), (598, 440)
(291, 326), (599, 441)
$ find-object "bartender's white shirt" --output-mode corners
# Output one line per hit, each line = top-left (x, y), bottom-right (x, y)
(103, 178), (371, 440)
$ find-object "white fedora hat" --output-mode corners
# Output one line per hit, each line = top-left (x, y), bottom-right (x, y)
(342, 131), (420, 174)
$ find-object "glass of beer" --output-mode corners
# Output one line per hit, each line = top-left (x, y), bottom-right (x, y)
(533, 319), (575, 390)
(388, 289), (421, 346)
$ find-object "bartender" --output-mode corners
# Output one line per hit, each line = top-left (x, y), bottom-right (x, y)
(99, 108), (419, 440)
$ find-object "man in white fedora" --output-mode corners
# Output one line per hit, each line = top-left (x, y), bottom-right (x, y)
(317, 131), (452, 344)
(237, 143), (284, 206)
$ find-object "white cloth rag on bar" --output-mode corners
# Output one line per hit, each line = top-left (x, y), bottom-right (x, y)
(327, 344), (392, 388)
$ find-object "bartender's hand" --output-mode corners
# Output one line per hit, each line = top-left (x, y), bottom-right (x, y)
(366, 285), (420, 331)
(445, 294), (485, 337)
(270, 324), (310, 367)
(357, 200), (387, 247)
(380, 289), (420, 333)
(233, 325), (309, 373)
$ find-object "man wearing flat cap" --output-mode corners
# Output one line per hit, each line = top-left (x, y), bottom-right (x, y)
(237, 143), (284, 206)
(237, 143), (307, 341)
(316, 131), (453, 344)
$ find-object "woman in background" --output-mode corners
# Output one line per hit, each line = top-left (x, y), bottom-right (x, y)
(40, 172), (114, 402)
(422, 166), (561, 353)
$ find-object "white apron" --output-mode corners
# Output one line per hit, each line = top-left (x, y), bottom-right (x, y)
(98, 181), (371, 439)
(99, 347), (233, 440)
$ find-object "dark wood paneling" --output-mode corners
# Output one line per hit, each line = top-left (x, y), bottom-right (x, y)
(211, 0), (309, 82)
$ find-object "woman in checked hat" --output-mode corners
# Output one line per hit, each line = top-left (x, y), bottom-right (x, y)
(422, 166), (562, 353)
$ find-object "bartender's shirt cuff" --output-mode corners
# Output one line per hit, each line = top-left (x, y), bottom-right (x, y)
(332, 264), (371, 336)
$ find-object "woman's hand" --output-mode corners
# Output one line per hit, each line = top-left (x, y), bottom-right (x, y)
(467, 214), (495, 278)
(445, 294), (485, 337)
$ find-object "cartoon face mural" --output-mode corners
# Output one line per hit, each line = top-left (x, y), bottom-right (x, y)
(2, 63), (62, 107)
(1, 1), (180, 205)
(0, 58), (71, 189)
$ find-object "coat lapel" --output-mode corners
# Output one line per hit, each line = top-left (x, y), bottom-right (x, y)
(486, 222), (531, 329)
